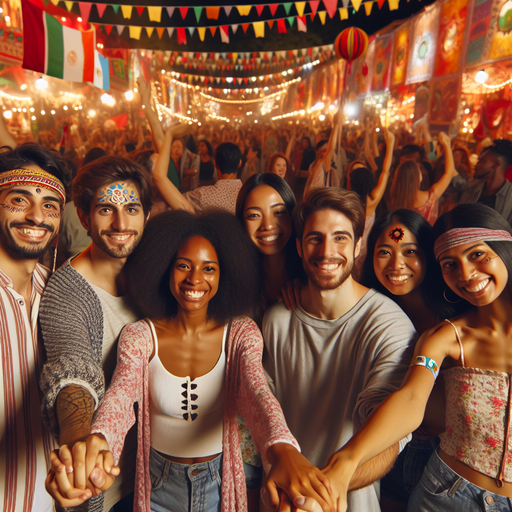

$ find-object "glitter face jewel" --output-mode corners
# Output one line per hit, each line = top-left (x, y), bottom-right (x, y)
(36, 188), (41, 194)
(389, 227), (405, 243)
(98, 182), (140, 205)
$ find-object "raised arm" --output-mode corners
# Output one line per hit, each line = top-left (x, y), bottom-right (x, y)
(366, 128), (395, 216)
(0, 112), (17, 148)
(152, 127), (195, 213)
(363, 120), (378, 173)
(321, 115), (340, 171)
(429, 132), (458, 202)
(137, 77), (164, 152)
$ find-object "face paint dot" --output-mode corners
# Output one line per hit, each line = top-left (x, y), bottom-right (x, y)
(389, 227), (405, 243)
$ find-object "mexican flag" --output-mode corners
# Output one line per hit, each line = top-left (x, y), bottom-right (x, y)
(21, 0), (108, 88)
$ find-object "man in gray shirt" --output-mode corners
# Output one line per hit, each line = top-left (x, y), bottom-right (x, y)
(263, 188), (416, 511)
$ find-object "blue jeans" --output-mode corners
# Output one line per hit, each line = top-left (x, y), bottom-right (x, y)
(408, 449), (512, 511)
(149, 447), (222, 512)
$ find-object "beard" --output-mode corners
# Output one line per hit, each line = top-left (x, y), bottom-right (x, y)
(0, 220), (57, 260)
(303, 256), (354, 291)
(92, 229), (142, 259)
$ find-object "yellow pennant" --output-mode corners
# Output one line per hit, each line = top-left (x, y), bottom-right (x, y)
(295, 2), (306, 16)
(339, 7), (349, 18)
(352, 0), (363, 12)
(318, 10), (326, 23)
(146, 26), (154, 38)
(237, 5), (252, 15)
(156, 27), (165, 39)
(388, 0), (399, 10)
(64, 1), (73, 11)
(364, 1), (373, 14)
(129, 25), (142, 39)
(253, 20), (265, 37)
(147, 7), (162, 22)
(121, 5), (132, 19)
(198, 27), (206, 41)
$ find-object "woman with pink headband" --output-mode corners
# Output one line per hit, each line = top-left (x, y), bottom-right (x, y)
(315, 203), (512, 512)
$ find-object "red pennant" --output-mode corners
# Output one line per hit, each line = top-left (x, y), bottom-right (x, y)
(179, 7), (188, 19)
(268, 19), (275, 29)
(378, 0), (386, 7)
(309, 0), (320, 17)
(177, 27), (187, 44)
(323, 0), (337, 17)
(269, 4), (278, 15)
(96, 3), (107, 17)
(242, 23), (249, 33)
(105, 24), (113, 35)
(277, 19), (286, 33)
(136, 6), (144, 16)
(256, 5), (265, 15)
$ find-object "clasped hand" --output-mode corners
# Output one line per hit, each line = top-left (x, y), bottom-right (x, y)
(46, 434), (119, 507)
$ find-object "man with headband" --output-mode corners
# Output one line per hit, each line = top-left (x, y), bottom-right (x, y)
(39, 156), (153, 511)
(0, 142), (68, 512)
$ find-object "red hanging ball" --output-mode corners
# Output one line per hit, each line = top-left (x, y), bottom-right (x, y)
(334, 27), (369, 63)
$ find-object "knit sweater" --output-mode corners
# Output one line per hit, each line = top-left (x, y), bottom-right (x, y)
(92, 317), (300, 512)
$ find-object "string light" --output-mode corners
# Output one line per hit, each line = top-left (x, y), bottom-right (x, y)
(0, 90), (32, 102)
(272, 109), (306, 121)
(481, 76), (512, 90)
(200, 89), (284, 104)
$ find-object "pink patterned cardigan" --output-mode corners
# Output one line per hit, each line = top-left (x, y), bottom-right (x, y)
(91, 317), (299, 512)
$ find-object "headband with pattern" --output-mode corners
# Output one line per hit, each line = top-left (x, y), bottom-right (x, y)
(0, 168), (66, 205)
(434, 228), (512, 260)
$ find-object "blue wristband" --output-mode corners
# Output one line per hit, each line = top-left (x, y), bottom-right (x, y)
(410, 355), (439, 381)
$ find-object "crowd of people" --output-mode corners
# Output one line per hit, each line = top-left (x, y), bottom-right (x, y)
(3, 75), (512, 512)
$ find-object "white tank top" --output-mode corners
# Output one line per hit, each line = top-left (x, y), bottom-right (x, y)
(147, 319), (226, 457)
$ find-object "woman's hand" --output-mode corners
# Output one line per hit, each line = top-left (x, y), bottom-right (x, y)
(438, 131), (450, 148)
(383, 127), (395, 148)
(264, 443), (337, 512)
(137, 77), (151, 108)
(45, 435), (119, 507)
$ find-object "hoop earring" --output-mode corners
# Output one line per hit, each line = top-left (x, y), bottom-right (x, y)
(443, 288), (462, 304)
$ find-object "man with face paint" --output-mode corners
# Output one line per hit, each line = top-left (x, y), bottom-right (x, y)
(0, 143), (68, 512)
(263, 188), (417, 512)
(39, 156), (153, 512)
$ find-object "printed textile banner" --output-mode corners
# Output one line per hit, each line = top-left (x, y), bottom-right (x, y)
(371, 34), (393, 91)
(434, 0), (469, 77)
(429, 77), (459, 124)
(488, 0), (512, 61)
(466, 0), (493, 66)
(391, 23), (410, 87)
(354, 40), (375, 96)
(406, 4), (440, 84)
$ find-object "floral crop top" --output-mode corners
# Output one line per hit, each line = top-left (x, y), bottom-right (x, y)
(439, 319), (512, 486)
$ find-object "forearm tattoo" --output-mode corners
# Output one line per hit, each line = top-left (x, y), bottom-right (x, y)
(56, 386), (94, 443)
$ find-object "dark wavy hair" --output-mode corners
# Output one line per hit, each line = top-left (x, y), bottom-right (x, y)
(73, 155), (153, 216)
(126, 210), (261, 323)
(429, 203), (512, 318)
(362, 209), (438, 314)
(236, 173), (304, 281)
(0, 143), (70, 205)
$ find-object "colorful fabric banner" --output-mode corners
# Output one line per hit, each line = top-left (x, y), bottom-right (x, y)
(488, 0), (512, 61)
(22, 0), (95, 83)
(90, 49), (109, 90)
(371, 34), (392, 91)
(406, 4), (440, 84)
(391, 23), (410, 86)
(434, 0), (468, 77)
(466, 0), (493, 65)
(429, 77), (459, 124)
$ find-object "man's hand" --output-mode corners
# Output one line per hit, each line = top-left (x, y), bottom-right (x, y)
(264, 444), (336, 512)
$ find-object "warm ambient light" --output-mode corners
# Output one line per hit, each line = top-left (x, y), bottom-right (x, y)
(475, 69), (489, 84)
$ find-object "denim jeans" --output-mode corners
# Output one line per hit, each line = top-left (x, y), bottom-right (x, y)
(149, 447), (222, 512)
(408, 449), (512, 511)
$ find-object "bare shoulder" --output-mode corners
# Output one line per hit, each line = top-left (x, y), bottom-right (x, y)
(415, 319), (461, 362)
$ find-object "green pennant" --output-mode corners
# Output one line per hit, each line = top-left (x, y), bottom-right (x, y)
(283, 2), (293, 15)
(112, 4), (120, 14)
(287, 16), (295, 26)
(42, 0), (51, 6)
(193, 6), (203, 23)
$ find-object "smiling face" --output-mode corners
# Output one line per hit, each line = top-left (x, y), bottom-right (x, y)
(198, 141), (209, 156)
(373, 223), (427, 296)
(297, 208), (360, 290)
(0, 165), (62, 261)
(80, 180), (146, 260)
(169, 235), (220, 313)
(243, 185), (292, 256)
(171, 139), (184, 161)
(438, 241), (509, 307)
(272, 157), (287, 179)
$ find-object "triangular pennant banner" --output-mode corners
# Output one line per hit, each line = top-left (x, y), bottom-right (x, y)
(116, 24), (125, 35)
(232, 24), (239, 33)
(253, 20), (265, 37)
(388, 0), (399, 9)
(277, 18), (287, 32)
(166, 7), (175, 18)
(50, 0), (59, 6)
(135, 6), (144, 17)
(297, 15), (307, 31)
(283, 2), (293, 15)
(148, 7), (162, 22)
(364, 1), (373, 14)
(338, 7), (349, 18)
(206, 7), (219, 19)
(156, 27), (165, 38)
(352, 0), (363, 11)
(105, 24), (113, 35)
(242, 23), (250, 33)
(193, 6), (203, 22)
(237, 5), (252, 15)
(237, 78), (242, 84)
(96, 3), (107, 18)
(198, 26), (206, 40)
(167, 27), (175, 37)
(121, 5), (132, 19)
(146, 26), (154, 38)
(188, 26), (195, 36)
(256, 5), (265, 15)
(209, 26), (217, 36)
(295, 2), (306, 16)
(129, 26), (142, 39)
(220, 25), (229, 43)
(269, 4), (278, 15)
(310, 0), (320, 17)
(318, 10), (326, 23)
(224, 6), (232, 16)
(64, 1), (73, 12)
(179, 7), (188, 19)
(287, 16), (295, 26)
(111, 4), (120, 14)
(268, 19), (275, 28)
(323, 0), (338, 17)
(232, 52), (238, 62)
(177, 26), (187, 44)
(79, 2), (92, 22)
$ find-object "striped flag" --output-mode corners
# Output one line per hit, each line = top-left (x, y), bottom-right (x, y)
(21, 0), (97, 84)
(90, 50), (110, 90)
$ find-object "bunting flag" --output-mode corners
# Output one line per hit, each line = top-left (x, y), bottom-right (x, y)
(253, 20), (265, 37)
(120, 5), (132, 19)
(352, 0), (363, 11)
(193, 6), (203, 22)
(220, 25), (229, 43)
(129, 25), (141, 39)
(339, 7), (349, 18)
(232, 24), (239, 33)
(296, 1), (306, 16)
(116, 24), (124, 35)
(277, 18), (287, 32)
(167, 26), (174, 38)
(79, 2), (92, 23)
(198, 26), (206, 40)
(256, 5), (265, 15)
(22, 0), (96, 83)
(364, 1), (374, 14)
(166, 6), (175, 18)
(177, 26), (187, 44)
(318, 10), (327, 23)
(323, 0), (338, 17)
(188, 26), (195, 37)
(283, 2), (293, 15)
(270, 4), (279, 15)
(64, 1), (73, 11)
(112, 4), (120, 14)
(148, 7), (162, 22)
(388, 0), (399, 10)
(209, 26), (217, 36)
(156, 27), (165, 38)
(237, 5), (252, 15)
(297, 15), (307, 30)
(310, 0), (320, 17)
(96, 3), (107, 18)
(179, 7), (188, 19)
(268, 19), (275, 28)
(206, 7), (219, 19)
(224, 6), (232, 16)
(90, 48), (109, 90)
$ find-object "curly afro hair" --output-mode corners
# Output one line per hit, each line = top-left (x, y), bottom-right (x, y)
(126, 209), (261, 323)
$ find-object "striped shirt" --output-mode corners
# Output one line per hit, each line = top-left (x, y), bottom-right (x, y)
(0, 264), (55, 512)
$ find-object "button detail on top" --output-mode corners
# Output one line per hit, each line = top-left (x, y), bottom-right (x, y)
(485, 495), (495, 505)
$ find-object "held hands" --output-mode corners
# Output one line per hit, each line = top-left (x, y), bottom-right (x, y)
(46, 434), (119, 508)
(263, 444), (337, 512)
